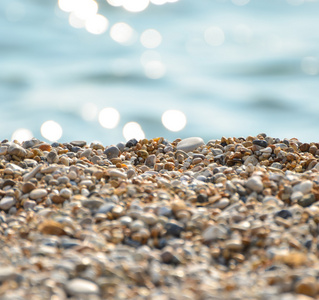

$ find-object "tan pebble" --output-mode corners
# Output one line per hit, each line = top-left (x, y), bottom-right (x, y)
(171, 200), (186, 212)
(295, 277), (317, 297)
(164, 162), (174, 171)
(51, 195), (65, 204)
(225, 239), (243, 251)
(21, 182), (36, 194)
(59, 156), (69, 166)
(38, 220), (66, 236)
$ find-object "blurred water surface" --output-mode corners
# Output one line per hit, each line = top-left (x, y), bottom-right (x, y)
(1, 0), (319, 144)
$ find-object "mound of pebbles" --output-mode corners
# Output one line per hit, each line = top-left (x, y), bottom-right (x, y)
(1, 134), (319, 299)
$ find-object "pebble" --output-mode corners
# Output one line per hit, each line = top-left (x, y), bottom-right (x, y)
(1, 134), (319, 299)
(30, 188), (48, 200)
(176, 137), (205, 152)
(104, 146), (120, 159)
(65, 278), (100, 296)
(0, 196), (16, 210)
(246, 176), (263, 192)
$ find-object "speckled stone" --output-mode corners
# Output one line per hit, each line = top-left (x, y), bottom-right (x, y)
(104, 146), (120, 159)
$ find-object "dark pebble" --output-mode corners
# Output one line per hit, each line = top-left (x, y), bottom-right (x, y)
(298, 193), (316, 207)
(51, 142), (59, 147)
(71, 146), (81, 153)
(275, 209), (292, 219)
(125, 139), (138, 148)
(253, 140), (268, 148)
(70, 141), (87, 147)
(197, 194), (208, 203)
(165, 222), (184, 237)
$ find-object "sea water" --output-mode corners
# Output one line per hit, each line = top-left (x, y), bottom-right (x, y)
(1, 0), (319, 145)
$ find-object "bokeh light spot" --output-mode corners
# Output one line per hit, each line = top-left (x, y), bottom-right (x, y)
(41, 121), (63, 142)
(144, 60), (166, 79)
(204, 26), (225, 46)
(122, 0), (150, 12)
(58, 0), (78, 12)
(301, 56), (319, 75)
(106, 0), (124, 6)
(233, 24), (253, 44)
(110, 22), (136, 45)
(162, 110), (187, 132)
(69, 12), (86, 28)
(123, 122), (145, 141)
(98, 107), (120, 129)
(140, 29), (162, 49)
(150, 0), (167, 5)
(74, 0), (98, 20)
(11, 128), (33, 143)
(81, 103), (98, 121)
(85, 14), (109, 34)
(140, 50), (162, 66)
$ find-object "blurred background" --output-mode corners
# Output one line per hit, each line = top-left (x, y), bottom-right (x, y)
(1, 0), (319, 145)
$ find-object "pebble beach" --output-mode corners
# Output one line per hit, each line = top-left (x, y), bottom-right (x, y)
(1, 134), (319, 299)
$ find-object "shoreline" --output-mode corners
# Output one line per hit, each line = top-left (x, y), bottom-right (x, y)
(1, 135), (319, 299)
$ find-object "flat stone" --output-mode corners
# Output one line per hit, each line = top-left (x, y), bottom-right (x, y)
(65, 278), (100, 296)
(0, 196), (16, 210)
(22, 182), (36, 194)
(30, 188), (48, 200)
(0, 266), (17, 282)
(202, 225), (228, 242)
(176, 137), (205, 152)
(107, 169), (127, 179)
(70, 140), (87, 147)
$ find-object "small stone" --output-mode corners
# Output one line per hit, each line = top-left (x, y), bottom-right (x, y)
(47, 152), (59, 164)
(116, 142), (125, 152)
(107, 169), (127, 179)
(295, 277), (317, 297)
(60, 188), (72, 199)
(140, 212), (158, 226)
(293, 180), (313, 195)
(8, 143), (27, 157)
(23, 164), (42, 182)
(253, 139), (268, 148)
(298, 194), (316, 207)
(126, 139), (138, 148)
(104, 146), (120, 159)
(246, 176), (263, 193)
(65, 278), (99, 296)
(212, 198), (230, 209)
(70, 140), (87, 147)
(145, 154), (156, 167)
(275, 209), (292, 219)
(68, 171), (77, 180)
(176, 137), (205, 152)
(0, 196), (16, 210)
(30, 188), (48, 200)
(0, 146), (7, 155)
(225, 239), (243, 251)
(38, 220), (67, 236)
(244, 156), (258, 166)
(165, 221), (184, 237)
(97, 203), (116, 214)
(23, 199), (37, 210)
(202, 225), (227, 242)
(0, 266), (17, 282)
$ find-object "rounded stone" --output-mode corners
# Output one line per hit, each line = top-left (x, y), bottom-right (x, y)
(30, 188), (48, 200)
(246, 176), (263, 193)
(65, 278), (99, 296)
(0, 197), (16, 210)
(60, 188), (72, 199)
(104, 146), (120, 159)
(176, 137), (205, 153)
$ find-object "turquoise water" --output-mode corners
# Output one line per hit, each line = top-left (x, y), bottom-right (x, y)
(1, 0), (319, 144)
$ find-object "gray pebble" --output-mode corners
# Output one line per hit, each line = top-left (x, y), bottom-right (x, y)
(176, 137), (205, 153)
